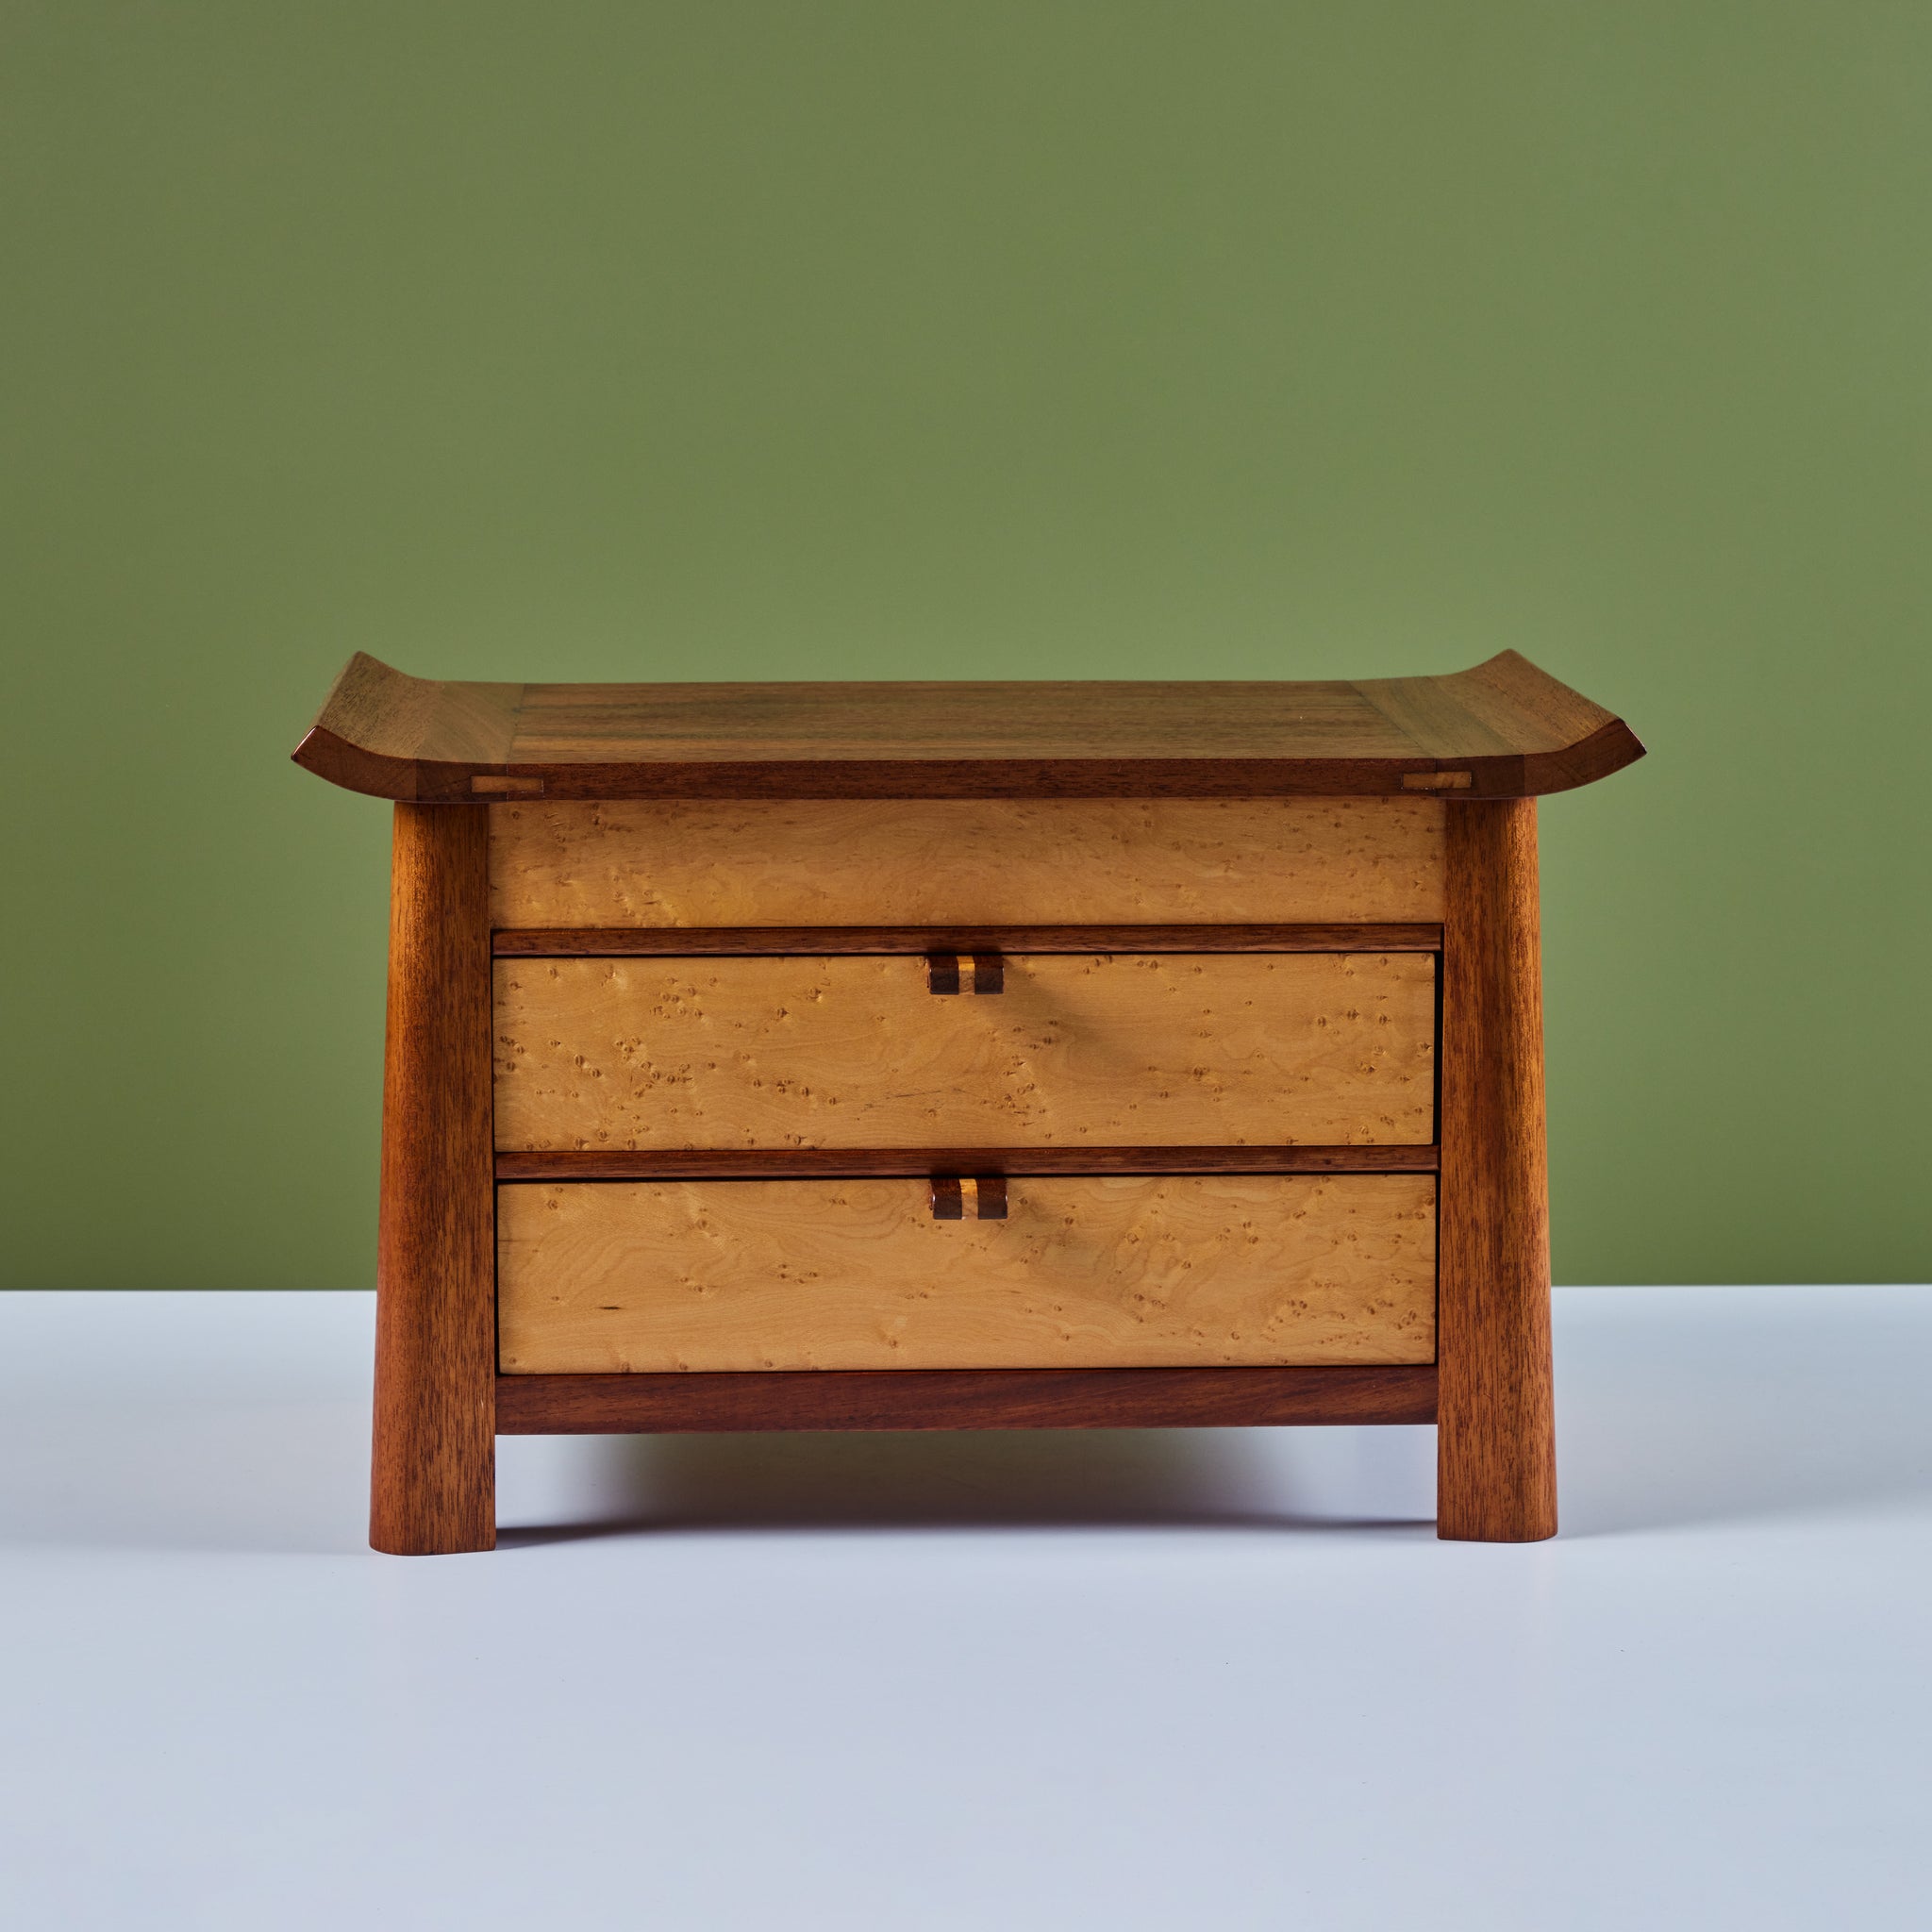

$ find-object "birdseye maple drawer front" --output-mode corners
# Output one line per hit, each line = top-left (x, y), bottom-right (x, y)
(497, 1174), (1437, 1373)
(488, 797), (1444, 928)
(493, 951), (1436, 1150)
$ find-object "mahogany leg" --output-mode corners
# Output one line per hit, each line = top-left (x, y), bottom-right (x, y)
(1437, 798), (1557, 1542)
(370, 803), (496, 1554)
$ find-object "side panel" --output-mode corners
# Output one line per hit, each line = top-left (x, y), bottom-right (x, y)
(1437, 799), (1557, 1542)
(371, 804), (496, 1555)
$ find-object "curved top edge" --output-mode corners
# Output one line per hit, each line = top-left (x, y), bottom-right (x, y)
(291, 649), (1642, 800)
(291, 653), (524, 800)
(1350, 649), (1647, 795)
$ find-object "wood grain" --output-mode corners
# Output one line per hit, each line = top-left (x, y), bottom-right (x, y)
(1437, 800), (1557, 1542)
(929, 1174), (1008, 1220)
(493, 923), (1445, 957)
(293, 650), (1643, 801)
(966, 1174), (1008, 1219)
(1359, 653), (1645, 799)
(495, 1364), (1440, 1433)
(492, 952), (1438, 1150)
(371, 804), (496, 1555)
(488, 798), (1445, 927)
(294, 654), (522, 803)
(496, 1174), (1438, 1373)
(493, 1144), (1442, 1179)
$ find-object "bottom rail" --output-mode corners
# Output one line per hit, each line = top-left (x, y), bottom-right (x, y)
(496, 1364), (1437, 1434)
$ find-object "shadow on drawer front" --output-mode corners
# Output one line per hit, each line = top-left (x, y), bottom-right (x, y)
(493, 952), (1437, 1150)
(497, 1174), (1438, 1374)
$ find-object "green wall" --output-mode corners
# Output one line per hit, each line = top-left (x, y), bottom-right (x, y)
(5, 4), (1928, 1289)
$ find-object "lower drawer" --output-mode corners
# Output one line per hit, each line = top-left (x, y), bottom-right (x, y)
(497, 1174), (1436, 1373)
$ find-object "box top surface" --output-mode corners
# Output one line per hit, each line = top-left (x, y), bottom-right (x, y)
(291, 651), (1642, 801)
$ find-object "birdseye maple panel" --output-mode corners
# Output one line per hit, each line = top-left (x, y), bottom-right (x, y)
(491, 951), (1437, 1151)
(496, 1174), (1439, 1373)
(487, 797), (1444, 928)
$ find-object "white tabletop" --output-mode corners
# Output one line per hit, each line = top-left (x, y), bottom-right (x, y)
(3, 1285), (1924, 1931)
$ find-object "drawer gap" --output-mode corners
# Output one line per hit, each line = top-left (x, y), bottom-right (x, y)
(492, 922), (1443, 957)
(496, 1145), (1441, 1181)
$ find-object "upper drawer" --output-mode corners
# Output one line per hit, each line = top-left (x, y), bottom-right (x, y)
(489, 798), (1444, 928)
(493, 951), (1437, 1150)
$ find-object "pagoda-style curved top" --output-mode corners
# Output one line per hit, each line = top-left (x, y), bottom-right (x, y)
(291, 650), (1642, 802)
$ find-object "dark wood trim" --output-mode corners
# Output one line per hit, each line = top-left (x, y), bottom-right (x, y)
(335, 755), (1639, 804)
(493, 1144), (1441, 1181)
(928, 1174), (1009, 1219)
(296, 650), (1643, 802)
(1436, 799), (1557, 1543)
(492, 922), (1443, 958)
(371, 804), (497, 1555)
(292, 654), (522, 804)
(495, 1364), (1439, 1434)
(418, 758), (1559, 802)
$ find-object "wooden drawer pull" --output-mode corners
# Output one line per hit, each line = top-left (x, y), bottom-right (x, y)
(930, 1174), (1009, 1220)
(926, 949), (1004, 994)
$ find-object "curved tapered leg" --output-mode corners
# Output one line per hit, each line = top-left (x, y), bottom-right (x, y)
(371, 804), (495, 1554)
(1437, 799), (1557, 1542)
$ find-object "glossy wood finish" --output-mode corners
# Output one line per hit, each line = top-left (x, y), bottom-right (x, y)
(493, 1144), (1442, 1179)
(488, 799), (1444, 928)
(1437, 800), (1557, 1543)
(929, 1174), (1008, 1220)
(493, 922), (1444, 957)
(925, 950), (1005, 995)
(297, 655), (521, 803)
(293, 654), (1641, 1547)
(496, 1363), (1441, 1433)
(496, 1174), (1437, 1373)
(294, 651), (1642, 800)
(492, 953), (1438, 1151)
(371, 805), (496, 1556)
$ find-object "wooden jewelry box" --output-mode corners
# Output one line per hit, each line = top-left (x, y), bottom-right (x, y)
(293, 651), (1642, 1554)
